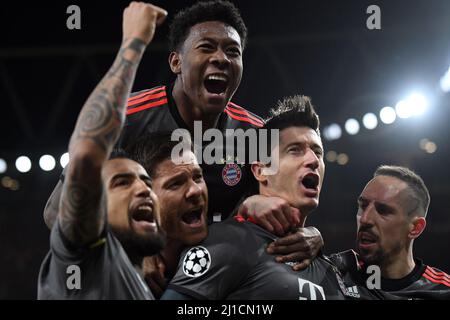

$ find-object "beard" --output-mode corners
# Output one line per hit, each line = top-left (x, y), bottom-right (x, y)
(356, 239), (403, 268)
(112, 226), (166, 259)
(356, 242), (386, 266)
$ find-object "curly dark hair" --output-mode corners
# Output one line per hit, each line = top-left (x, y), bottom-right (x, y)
(168, 0), (247, 51)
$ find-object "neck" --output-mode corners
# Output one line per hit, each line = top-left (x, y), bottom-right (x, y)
(380, 244), (415, 279)
(172, 79), (221, 131)
(159, 239), (186, 279)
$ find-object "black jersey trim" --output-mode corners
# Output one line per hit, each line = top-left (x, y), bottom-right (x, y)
(379, 258), (426, 291)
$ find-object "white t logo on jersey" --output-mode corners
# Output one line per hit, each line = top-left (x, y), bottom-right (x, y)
(298, 278), (326, 300)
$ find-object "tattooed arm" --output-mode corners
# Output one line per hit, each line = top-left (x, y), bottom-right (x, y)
(59, 2), (167, 246)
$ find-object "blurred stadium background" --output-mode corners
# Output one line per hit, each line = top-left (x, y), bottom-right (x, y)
(1, 0), (449, 298)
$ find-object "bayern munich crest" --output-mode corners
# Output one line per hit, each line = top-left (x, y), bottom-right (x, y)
(222, 163), (242, 186)
(182, 246), (211, 278)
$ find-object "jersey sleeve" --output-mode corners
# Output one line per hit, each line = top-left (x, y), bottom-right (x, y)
(38, 217), (110, 299)
(167, 222), (257, 300)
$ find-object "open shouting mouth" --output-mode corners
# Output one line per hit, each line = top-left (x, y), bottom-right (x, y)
(131, 200), (157, 230)
(204, 73), (228, 96)
(181, 206), (205, 229)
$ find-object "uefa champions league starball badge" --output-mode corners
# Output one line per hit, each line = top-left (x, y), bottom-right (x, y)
(182, 246), (212, 278)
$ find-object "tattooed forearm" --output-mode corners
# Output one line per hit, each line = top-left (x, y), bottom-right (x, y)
(60, 37), (146, 245)
(60, 177), (104, 246)
(72, 88), (121, 152)
(71, 38), (145, 153)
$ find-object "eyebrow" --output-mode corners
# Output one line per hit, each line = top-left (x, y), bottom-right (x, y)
(140, 175), (152, 185)
(111, 172), (133, 181)
(162, 166), (203, 184)
(357, 196), (395, 213)
(199, 37), (241, 47)
(163, 172), (185, 183)
(110, 173), (152, 185)
(284, 141), (323, 151)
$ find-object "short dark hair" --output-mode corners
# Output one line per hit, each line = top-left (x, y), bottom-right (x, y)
(168, 0), (248, 51)
(264, 95), (320, 135)
(109, 148), (129, 160)
(125, 132), (193, 179)
(374, 165), (430, 217)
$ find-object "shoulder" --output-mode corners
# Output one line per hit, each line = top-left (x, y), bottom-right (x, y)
(327, 249), (360, 273)
(126, 85), (168, 116)
(117, 85), (175, 148)
(206, 218), (254, 244)
(421, 265), (450, 288)
(224, 101), (265, 128)
(175, 220), (258, 282)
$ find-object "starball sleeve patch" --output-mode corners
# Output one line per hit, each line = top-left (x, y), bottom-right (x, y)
(182, 246), (212, 278)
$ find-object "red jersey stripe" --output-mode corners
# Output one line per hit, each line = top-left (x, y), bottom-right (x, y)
(127, 91), (167, 107)
(426, 266), (450, 278)
(422, 272), (450, 287)
(226, 105), (264, 126)
(228, 102), (264, 117)
(424, 270), (450, 281)
(422, 273), (450, 287)
(224, 109), (264, 127)
(234, 215), (257, 224)
(228, 102), (245, 110)
(127, 98), (168, 115)
(227, 102), (264, 123)
(128, 86), (166, 102)
(422, 272), (450, 286)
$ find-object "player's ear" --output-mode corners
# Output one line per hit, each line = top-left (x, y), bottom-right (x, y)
(169, 51), (181, 74)
(408, 216), (426, 240)
(251, 161), (268, 184)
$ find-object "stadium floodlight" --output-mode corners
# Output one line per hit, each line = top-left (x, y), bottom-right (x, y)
(60, 152), (70, 168)
(337, 153), (349, 165)
(380, 106), (396, 124)
(39, 155), (56, 171)
(345, 118), (360, 135)
(419, 138), (437, 154)
(15, 156), (32, 173)
(0, 158), (7, 174)
(395, 99), (411, 119)
(396, 93), (428, 118)
(419, 138), (429, 150)
(424, 142), (437, 154)
(325, 151), (337, 162)
(440, 67), (450, 92)
(406, 93), (428, 116)
(323, 123), (342, 141)
(362, 113), (378, 130)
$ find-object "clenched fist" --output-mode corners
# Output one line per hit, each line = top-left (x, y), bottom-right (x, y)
(123, 2), (167, 45)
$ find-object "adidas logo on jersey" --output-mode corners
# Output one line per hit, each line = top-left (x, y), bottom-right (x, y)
(345, 285), (361, 298)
